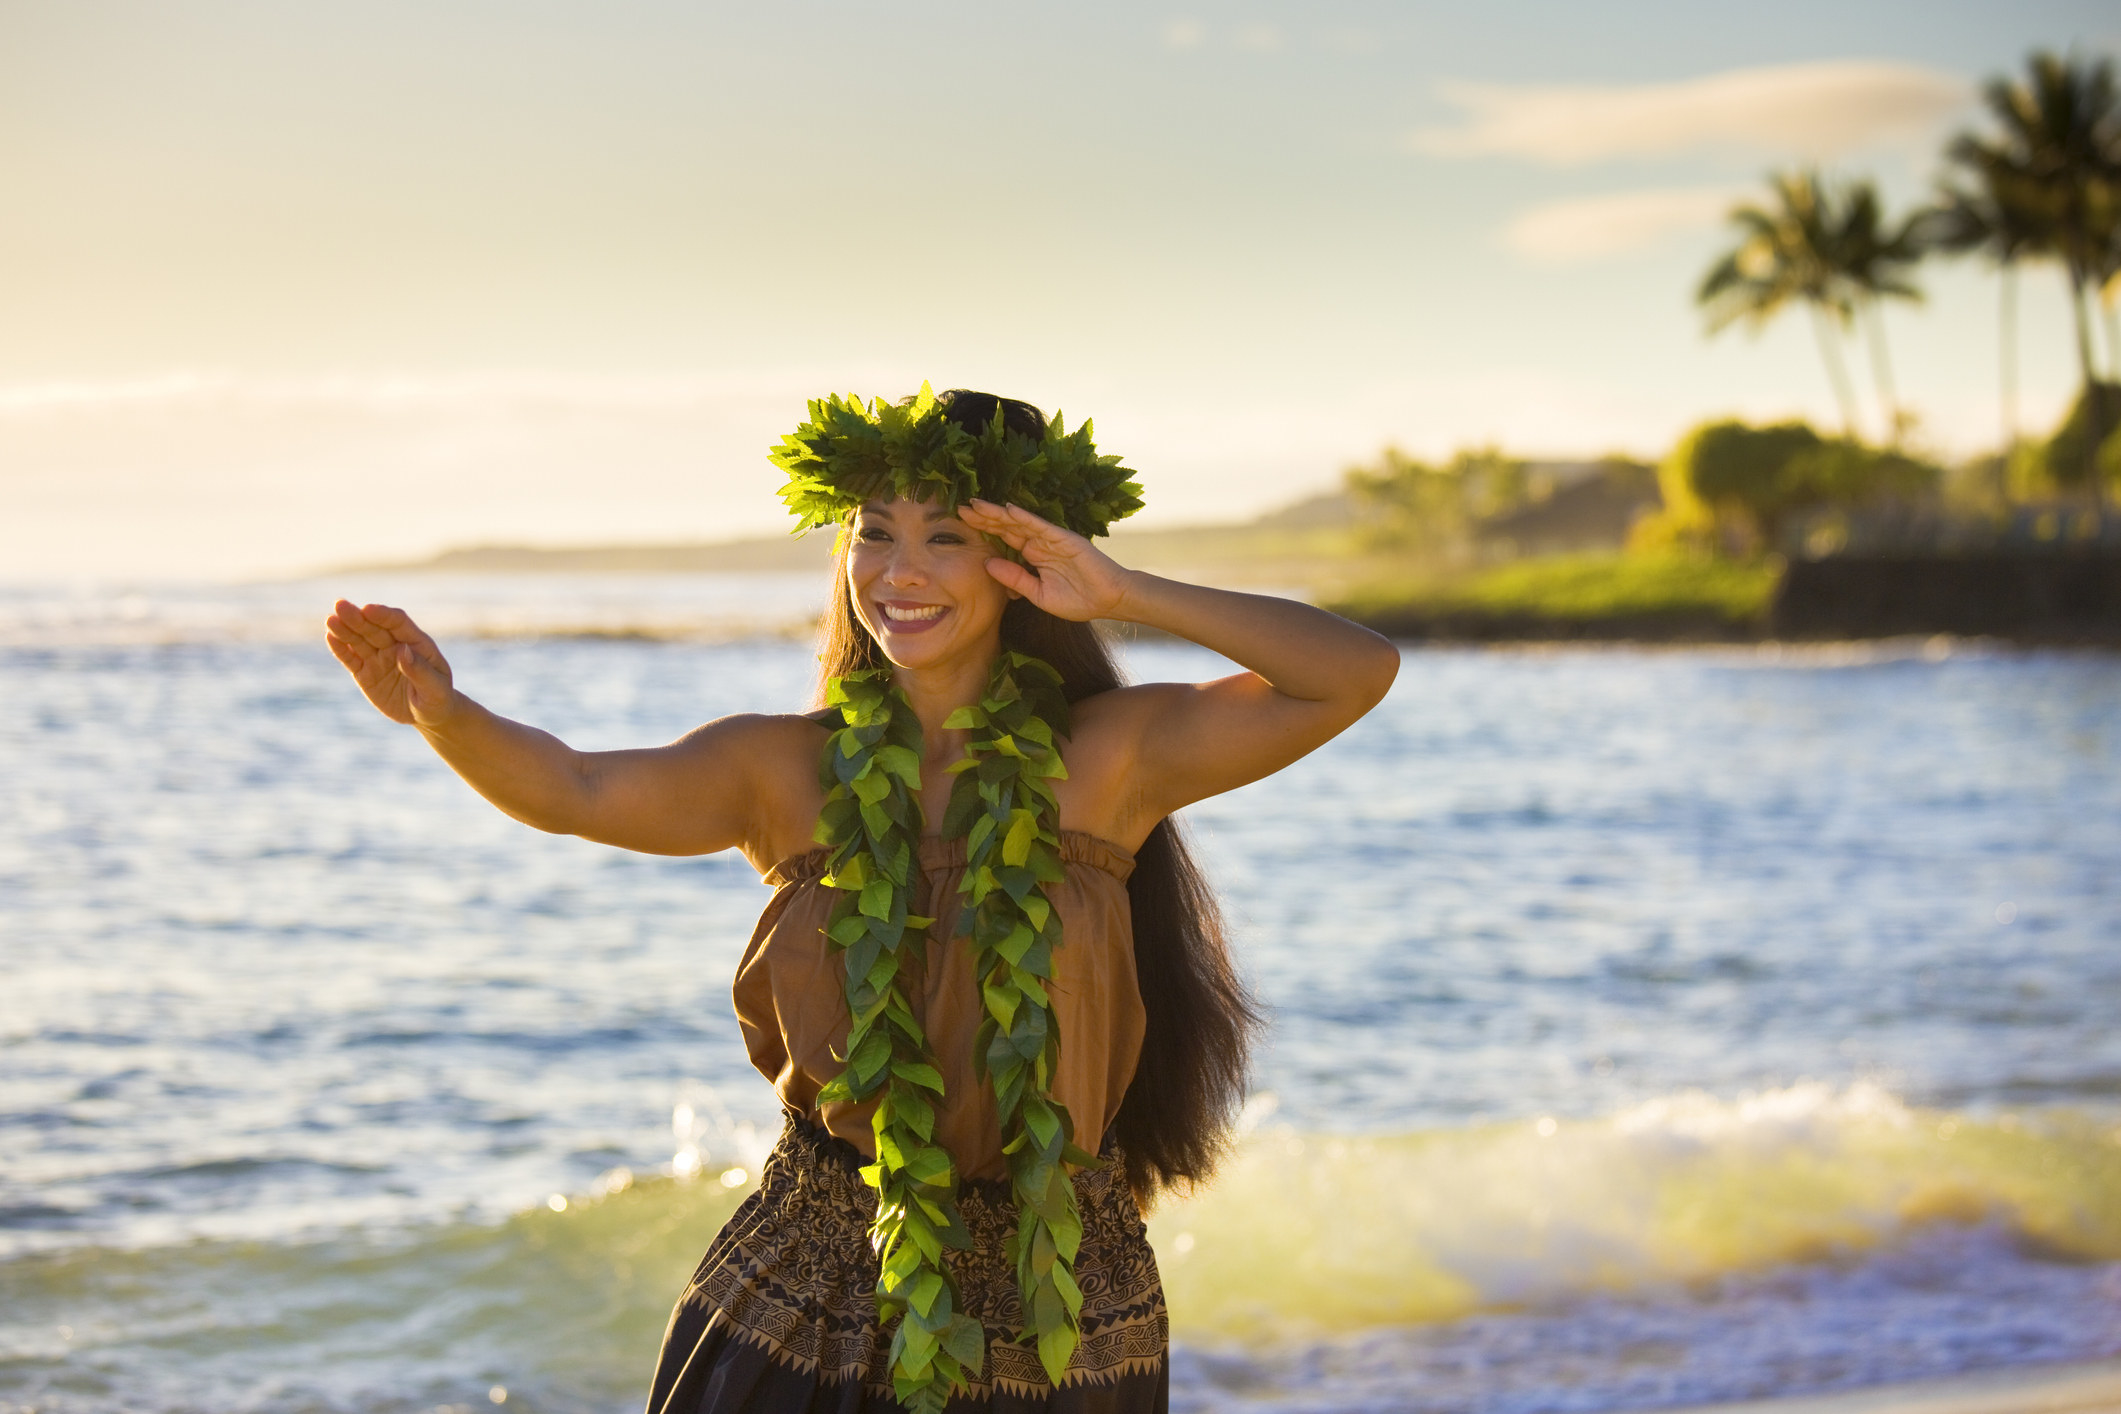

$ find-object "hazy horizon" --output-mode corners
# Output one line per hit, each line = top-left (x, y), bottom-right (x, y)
(4, 1), (2116, 579)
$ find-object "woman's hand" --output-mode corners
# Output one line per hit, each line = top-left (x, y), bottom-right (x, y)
(959, 499), (1138, 622)
(324, 600), (457, 727)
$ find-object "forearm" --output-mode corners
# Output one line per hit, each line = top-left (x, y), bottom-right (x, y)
(415, 695), (595, 834)
(1109, 572), (1398, 704)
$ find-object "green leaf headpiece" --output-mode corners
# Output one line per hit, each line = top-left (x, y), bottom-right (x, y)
(771, 382), (1145, 538)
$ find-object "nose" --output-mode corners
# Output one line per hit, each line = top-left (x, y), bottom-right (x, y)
(881, 536), (929, 587)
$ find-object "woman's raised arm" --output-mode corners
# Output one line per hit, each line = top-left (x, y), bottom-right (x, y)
(957, 501), (1401, 817)
(323, 599), (784, 858)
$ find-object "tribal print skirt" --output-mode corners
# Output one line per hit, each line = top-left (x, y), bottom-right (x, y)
(645, 1116), (1170, 1414)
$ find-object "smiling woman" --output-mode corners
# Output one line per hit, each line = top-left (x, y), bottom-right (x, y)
(323, 384), (1399, 1414)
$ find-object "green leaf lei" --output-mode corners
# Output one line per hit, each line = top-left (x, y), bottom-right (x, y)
(812, 654), (1097, 1411)
(770, 382), (1143, 541)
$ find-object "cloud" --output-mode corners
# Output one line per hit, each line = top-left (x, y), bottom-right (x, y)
(1162, 19), (1206, 51)
(1505, 185), (1751, 263)
(1408, 60), (1967, 166)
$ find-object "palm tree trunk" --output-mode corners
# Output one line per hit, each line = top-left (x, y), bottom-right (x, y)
(2069, 271), (2108, 514)
(1861, 299), (1900, 445)
(2103, 289), (2120, 383)
(1808, 303), (1862, 440)
(2000, 263), (2019, 448)
(2068, 269), (2098, 388)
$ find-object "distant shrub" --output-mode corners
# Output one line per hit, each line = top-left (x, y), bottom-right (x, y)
(2010, 381), (2121, 494)
(1343, 446), (1533, 551)
(1644, 418), (1939, 556)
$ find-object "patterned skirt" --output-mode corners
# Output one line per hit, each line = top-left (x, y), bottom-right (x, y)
(645, 1115), (1169, 1414)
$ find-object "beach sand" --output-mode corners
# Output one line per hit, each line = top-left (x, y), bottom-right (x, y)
(1673, 1363), (2121, 1414)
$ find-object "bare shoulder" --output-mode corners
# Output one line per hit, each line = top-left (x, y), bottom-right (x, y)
(665, 710), (831, 869)
(674, 709), (831, 755)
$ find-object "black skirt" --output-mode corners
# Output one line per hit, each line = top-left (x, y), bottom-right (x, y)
(646, 1115), (1169, 1413)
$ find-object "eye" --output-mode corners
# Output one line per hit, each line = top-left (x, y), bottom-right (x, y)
(929, 529), (966, 545)
(855, 524), (890, 543)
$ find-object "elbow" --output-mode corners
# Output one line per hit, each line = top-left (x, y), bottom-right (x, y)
(1353, 628), (1400, 709)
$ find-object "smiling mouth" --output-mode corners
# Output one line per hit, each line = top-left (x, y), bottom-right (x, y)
(881, 602), (948, 624)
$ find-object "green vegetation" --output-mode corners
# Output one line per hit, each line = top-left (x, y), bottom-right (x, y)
(1328, 554), (1780, 639)
(2011, 381), (2121, 495)
(1637, 420), (1941, 555)
(1343, 446), (1536, 551)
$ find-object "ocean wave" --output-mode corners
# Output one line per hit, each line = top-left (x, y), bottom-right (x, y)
(3, 1088), (2117, 1414)
(1150, 1085), (2121, 1339)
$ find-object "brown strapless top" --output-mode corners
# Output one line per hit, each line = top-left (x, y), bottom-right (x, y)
(734, 830), (1144, 1181)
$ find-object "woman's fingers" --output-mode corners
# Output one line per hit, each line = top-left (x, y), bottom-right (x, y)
(963, 501), (1088, 568)
(331, 601), (401, 654)
(983, 557), (1042, 597)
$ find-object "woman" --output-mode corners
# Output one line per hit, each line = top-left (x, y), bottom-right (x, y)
(324, 387), (1398, 1414)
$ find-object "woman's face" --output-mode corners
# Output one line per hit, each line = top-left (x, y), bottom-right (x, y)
(846, 498), (1012, 672)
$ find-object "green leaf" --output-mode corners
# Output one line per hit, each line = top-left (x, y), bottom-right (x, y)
(905, 1144), (955, 1186)
(1036, 1322), (1077, 1386)
(981, 980), (1019, 1030)
(905, 1211), (944, 1263)
(1021, 1098), (1060, 1150)
(941, 1313), (986, 1372)
(996, 923), (1035, 966)
(891, 1060), (946, 1093)
(875, 743), (923, 786)
(1052, 1262), (1084, 1318)
(843, 931), (882, 982)
(965, 811), (996, 859)
(859, 878), (894, 920)
(850, 1030), (892, 1083)
(897, 1316), (938, 1374)
(942, 705), (988, 729)
(897, 1086), (935, 1140)
(1002, 810), (1038, 866)
(1030, 1219), (1058, 1275)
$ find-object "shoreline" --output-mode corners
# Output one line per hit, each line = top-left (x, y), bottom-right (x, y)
(1666, 1360), (2121, 1414)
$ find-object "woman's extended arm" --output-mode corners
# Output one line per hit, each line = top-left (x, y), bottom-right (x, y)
(957, 501), (1400, 816)
(323, 599), (782, 857)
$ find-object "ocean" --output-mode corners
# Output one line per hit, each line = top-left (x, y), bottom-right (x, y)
(2, 574), (2118, 1414)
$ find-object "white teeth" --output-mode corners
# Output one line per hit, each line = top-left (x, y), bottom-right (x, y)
(882, 604), (945, 622)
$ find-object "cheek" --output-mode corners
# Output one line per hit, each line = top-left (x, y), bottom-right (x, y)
(845, 549), (884, 596)
(946, 557), (1008, 618)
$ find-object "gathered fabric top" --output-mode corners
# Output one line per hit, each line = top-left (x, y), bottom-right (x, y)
(733, 830), (1144, 1182)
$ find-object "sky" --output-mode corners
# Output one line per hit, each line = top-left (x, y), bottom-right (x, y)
(3, 0), (2118, 578)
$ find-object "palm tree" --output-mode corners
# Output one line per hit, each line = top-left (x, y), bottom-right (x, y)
(1698, 170), (1920, 442)
(1698, 171), (1863, 437)
(1831, 180), (1927, 442)
(1918, 181), (2043, 445)
(1940, 50), (2121, 489)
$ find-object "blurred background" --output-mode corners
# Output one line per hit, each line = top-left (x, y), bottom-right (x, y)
(4, 3), (2120, 1413)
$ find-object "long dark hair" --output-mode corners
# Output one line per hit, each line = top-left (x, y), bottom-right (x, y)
(811, 389), (1263, 1201)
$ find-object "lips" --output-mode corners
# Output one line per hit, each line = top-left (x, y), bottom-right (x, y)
(878, 601), (950, 633)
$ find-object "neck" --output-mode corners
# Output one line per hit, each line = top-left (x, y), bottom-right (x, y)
(887, 646), (1000, 750)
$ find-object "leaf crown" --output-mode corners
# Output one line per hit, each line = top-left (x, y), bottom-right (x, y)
(771, 382), (1145, 538)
